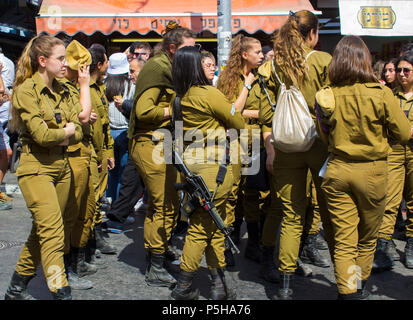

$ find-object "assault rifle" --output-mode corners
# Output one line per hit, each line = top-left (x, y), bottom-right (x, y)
(173, 147), (240, 254)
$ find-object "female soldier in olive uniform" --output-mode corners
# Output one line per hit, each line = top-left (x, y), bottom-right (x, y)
(170, 46), (245, 300)
(217, 35), (283, 272)
(4, 35), (83, 300)
(316, 36), (411, 299)
(88, 44), (117, 255)
(259, 10), (334, 299)
(374, 53), (413, 271)
(60, 40), (98, 290)
(128, 22), (196, 287)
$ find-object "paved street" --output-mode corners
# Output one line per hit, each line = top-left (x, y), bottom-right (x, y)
(1, 172), (413, 302)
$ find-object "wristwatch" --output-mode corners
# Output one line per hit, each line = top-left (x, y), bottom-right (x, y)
(244, 83), (252, 91)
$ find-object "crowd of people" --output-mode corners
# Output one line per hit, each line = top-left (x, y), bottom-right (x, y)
(2, 9), (413, 300)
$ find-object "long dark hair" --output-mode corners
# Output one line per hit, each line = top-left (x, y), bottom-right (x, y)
(329, 35), (377, 86)
(88, 43), (106, 75)
(105, 73), (130, 102)
(397, 53), (413, 71)
(171, 46), (209, 120)
(382, 58), (398, 88)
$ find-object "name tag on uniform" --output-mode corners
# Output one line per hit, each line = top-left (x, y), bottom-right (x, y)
(101, 97), (106, 105)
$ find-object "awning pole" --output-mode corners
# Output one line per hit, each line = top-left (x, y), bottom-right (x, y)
(217, 0), (232, 72)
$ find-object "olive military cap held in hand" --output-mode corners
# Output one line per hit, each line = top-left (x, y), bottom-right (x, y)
(66, 40), (92, 71)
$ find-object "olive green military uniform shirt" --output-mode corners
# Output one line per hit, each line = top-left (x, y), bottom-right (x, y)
(90, 79), (114, 161)
(129, 51), (174, 140)
(315, 83), (411, 161)
(181, 85), (245, 137)
(59, 77), (93, 154)
(259, 46), (332, 134)
(12, 71), (83, 149)
(395, 90), (413, 126)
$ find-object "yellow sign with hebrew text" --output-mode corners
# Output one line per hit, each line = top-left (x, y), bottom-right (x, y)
(358, 6), (396, 29)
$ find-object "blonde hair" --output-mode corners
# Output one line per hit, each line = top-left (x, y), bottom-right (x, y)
(273, 10), (319, 87)
(9, 35), (64, 132)
(217, 34), (260, 100)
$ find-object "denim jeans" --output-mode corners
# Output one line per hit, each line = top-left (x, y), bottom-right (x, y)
(107, 128), (129, 202)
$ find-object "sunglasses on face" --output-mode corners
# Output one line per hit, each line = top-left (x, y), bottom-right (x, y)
(396, 67), (412, 75)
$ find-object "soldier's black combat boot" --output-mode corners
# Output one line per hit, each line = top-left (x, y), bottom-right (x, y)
(337, 280), (370, 301)
(71, 247), (98, 277)
(259, 246), (279, 283)
(85, 238), (107, 269)
(388, 239), (400, 261)
(404, 237), (413, 269)
(295, 257), (313, 277)
(315, 231), (328, 250)
(145, 253), (177, 287)
(4, 271), (35, 300)
(357, 280), (371, 300)
(171, 270), (199, 300)
(244, 222), (262, 263)
(372, 238), (394, 272)
(272, 273), (293, 300)
(300, 234), (330, 268)
(209, 268), (237, 300)
(94, 223), (117, 254)
(51, 286), (72, 300)
(165, 244), (180, 262)
(64, 253), (93, 290)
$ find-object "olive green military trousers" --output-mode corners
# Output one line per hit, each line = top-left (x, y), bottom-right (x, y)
(15, 151), (71, 292)
(64, 146), (95, 251)
(273, 139), (334, 274)
(180, 163), (233, 272)
(130, 138), (179, 255)
(304, 170), (322, 236)
(322, 156), (387, 294)
(260, 175), (284, 247)
(225, 162), (243, 227)
(90, 149), (108, 227)
(379, 143), (413, 240)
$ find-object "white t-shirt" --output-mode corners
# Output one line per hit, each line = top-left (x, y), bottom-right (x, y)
(0, 53), (15, 89)
(0, 54), (14, 124)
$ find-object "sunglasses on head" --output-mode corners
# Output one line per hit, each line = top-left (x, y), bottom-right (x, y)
(396, 67), (412, 75)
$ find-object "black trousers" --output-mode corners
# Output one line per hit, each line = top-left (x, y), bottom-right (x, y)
(107, 155), (144, 223)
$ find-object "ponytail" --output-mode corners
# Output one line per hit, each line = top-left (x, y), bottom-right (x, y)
(273, 10), (319, 87)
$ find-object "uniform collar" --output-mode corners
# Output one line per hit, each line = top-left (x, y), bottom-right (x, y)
(395, 89), (413, 102)
(32, 71), (66, 97)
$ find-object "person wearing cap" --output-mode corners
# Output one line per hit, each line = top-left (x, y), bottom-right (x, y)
(58, 40), (100, 291)
(105, 52), (133, 203)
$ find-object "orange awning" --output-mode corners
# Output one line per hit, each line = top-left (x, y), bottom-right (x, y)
(36, 0), (319, 36)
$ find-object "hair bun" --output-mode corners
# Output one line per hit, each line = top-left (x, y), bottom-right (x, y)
(161, 21), (181, 37)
